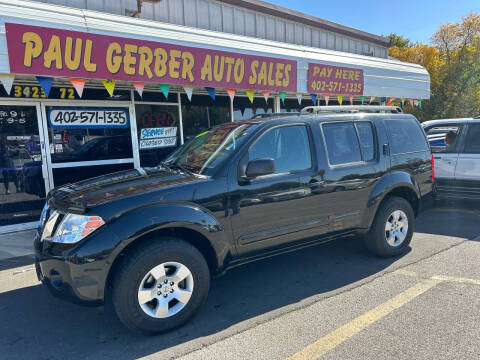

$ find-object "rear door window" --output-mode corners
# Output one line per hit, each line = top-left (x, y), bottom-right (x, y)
(385, 118), (428, 154)
(322, 123), (362, 165)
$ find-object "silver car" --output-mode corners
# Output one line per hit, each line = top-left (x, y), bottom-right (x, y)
(423, 117), (480, 199)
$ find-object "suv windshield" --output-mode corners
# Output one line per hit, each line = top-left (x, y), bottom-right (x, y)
(164, 122), (258, 175)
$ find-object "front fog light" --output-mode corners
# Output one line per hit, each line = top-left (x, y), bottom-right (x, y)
(53, 214), (105, 244)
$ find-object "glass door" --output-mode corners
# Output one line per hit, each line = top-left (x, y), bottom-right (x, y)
(0, 101), (49, 226)
(41, 102), (137, 189)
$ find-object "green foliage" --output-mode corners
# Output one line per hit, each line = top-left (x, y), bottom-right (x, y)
(388, 13), (480, 120)
(386, 33), (413, 48)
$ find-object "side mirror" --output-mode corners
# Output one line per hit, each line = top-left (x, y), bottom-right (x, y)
(245, 158), (275, 178)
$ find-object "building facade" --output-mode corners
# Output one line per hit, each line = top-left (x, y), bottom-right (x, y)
(0, 0), (430, 230)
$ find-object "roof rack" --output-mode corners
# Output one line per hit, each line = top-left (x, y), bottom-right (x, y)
(301, 105), (403, 115)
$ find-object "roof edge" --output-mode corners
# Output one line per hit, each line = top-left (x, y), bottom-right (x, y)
(217, 0), (392, 47)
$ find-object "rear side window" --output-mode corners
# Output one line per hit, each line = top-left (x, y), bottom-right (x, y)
(322, 123), (362, 165)
(425, 125), (462, 153)
(463, 124), (480, 153)
(385, 118), (428, 154)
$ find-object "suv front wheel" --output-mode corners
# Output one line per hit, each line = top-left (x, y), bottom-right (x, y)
(365, 196), (414, 257)
(112, 237), (210, 334)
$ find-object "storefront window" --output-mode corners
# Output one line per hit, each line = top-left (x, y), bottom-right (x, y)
(134, 91), (178, 103)
(280, 98), (317, 113)
(234, 97), (274, 120)
(0, 105), (45, 226)
(135, 104), (180, 167)
(181, 95), (231, 143)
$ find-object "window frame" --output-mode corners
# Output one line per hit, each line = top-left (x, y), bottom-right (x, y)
(320, 120), (377, 168)
(239, 123), (315, 180)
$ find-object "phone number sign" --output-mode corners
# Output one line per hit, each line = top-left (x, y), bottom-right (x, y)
(48, 107), (129, 129)
(308, 63), (364, 95)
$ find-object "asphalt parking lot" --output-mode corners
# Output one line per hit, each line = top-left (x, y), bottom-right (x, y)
(1, 200), (479, 360)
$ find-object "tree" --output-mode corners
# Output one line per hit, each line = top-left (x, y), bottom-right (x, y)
(386, 33), (412, 48)
(388, 13), (480, 120)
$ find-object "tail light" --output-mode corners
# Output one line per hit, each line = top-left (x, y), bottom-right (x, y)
(431, 154), (435, 182)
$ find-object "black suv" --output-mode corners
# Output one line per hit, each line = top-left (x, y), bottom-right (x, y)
(35, 106), (433, 334)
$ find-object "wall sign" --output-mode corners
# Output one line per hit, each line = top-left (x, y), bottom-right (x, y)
(6, 22), (297, 92)
(308, 63), (364, 95)
(47, 107), (129, 129)
(140, 127), (177, 140)
(139, 137), (177, 149)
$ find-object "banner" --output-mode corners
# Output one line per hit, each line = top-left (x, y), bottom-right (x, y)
(308, 63), (364, 95)
(6, 22), (297, 92)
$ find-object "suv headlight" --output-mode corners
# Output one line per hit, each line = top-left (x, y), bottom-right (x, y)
(53, 214), (105, 244)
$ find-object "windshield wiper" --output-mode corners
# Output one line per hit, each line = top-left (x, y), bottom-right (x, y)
(158, 162), (195, 176)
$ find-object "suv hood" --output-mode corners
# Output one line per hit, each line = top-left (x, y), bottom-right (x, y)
(48, 167), (201, 212)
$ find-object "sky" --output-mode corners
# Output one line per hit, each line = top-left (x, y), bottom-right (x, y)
(268, 0), (480, 44)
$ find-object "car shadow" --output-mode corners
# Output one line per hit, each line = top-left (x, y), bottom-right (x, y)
(0, 235), (408, 359)
(416, 199), (480, 240)
(0, 254), (35, 271)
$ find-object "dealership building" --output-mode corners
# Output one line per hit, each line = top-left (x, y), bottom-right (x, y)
(0, 0), (430, 231)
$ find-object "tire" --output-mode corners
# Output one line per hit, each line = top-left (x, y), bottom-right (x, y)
(365, 196), (414, 257)
(112, 237), (210, 334)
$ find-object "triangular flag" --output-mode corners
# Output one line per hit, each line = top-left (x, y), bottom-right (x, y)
(0, 74), (15, 95)
(252, 106), (257, 114)
(418, 100), (422, 108)
(386, 102), (393, 106)
(131, 81), (144, 97)
(369, 96), (375, 104)
(102, 80), (116, 96)
(158, 83), (170, 99)
(323, 94), (330, 106)
(389, 97), (396, 103)
(336, 94), (343, 104)
(360, 96), (365, 105)
(401, 98), (405, 106)
(36, 76), (53, 97)
(409, 98), (414, 107)
(226, 88), (236, 102)
(262, 90), (270, 103)
(381, 97), (387, 104)
(296, 93), (303, 105)
(69, 78), (86, 98)
(413, 99), (418, 107)
(310, 94), (317, 105)
(279, 91), (286, 104)
(239, 106), (246, 116)
(183, 86), (193, 101)
(246, 90), (255, 103)
(205, 87), (215, 100)
(348, 94), (354, 105)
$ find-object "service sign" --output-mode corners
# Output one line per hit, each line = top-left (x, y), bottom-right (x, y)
(6, 23), (297, 92)
(48, 107), (129, 129)
(308, 63), (364, 95)
(140, 127), (177, 140)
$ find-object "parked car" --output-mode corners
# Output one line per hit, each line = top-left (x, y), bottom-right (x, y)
(35, 107), (432, 334)
(423, 118), (480, 199)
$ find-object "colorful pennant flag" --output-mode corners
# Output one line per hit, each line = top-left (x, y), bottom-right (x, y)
(323, 94), (330, 106)
(183, 86), (193, 101)
(386, 101), (393, 106)
(417, 100), (422, 108)
(36, 76), (53, 97)
(0, 74), (15, 95)
(336, 94), (343, 105)
(205, 87), (215, 100)
(158, 83), (170, 99)
(310, 94), (317, 105)
(389, 97), (396, 103)
(102, 80), (116, 96)
(400, 98), (405, 107)
(69, 78), (86, 98)
(348, 94), (354, 105)
(408, 98), (414, 107)
(226, 88), (236, 102)
(130, 81), (144, 97)
(246, 90), (255, 104)
(296, 93), (303, 105)
(369, 96), (376, 104)
(361, 95), (365, 105)
(279, 91), (286, 104)
(252, 106), (257, 115)
(262, 90), (270, 103)
(380, 97), (387, 104)
(413, 99), (418, 107)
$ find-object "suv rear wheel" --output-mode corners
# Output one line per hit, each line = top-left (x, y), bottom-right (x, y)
(112, 237), (210, 334)
(365, 196), (414, 257)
